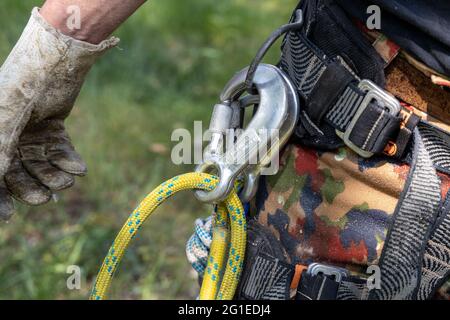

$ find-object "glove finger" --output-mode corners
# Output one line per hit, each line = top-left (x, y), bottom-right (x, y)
(5, 156), (51, 205)
(19, 145), (75, 190)
(47, 142), (87, 176)
(22, 159), (75, 191)
(0, 181), (15, 221)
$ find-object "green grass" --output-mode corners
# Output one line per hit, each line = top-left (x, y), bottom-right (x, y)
(0, 0), (297, 299)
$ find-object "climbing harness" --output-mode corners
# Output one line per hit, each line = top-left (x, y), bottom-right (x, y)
(190, 0), (450, 301)
(235, 0), (450, 300)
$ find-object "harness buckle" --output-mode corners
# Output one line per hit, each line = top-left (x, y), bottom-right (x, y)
(336, 79), (401, 158)
(295, 263), (349, 300)
(307, 263), (348, 283)
(194, 64), (300, 203)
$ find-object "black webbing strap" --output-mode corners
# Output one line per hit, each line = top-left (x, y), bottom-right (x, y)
(296, 272), (341, 300)
(418, 191), (450, 299)
(280, 32), (403, 156)
(418, 122), (450, 175)
(337, 278), (370, 300)
(369, 129), (442, 300)
(413, 123), (450, 299)
(239, 252), (293, 300)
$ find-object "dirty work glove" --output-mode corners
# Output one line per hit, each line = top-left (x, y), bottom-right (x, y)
(0, 8), (119, 220)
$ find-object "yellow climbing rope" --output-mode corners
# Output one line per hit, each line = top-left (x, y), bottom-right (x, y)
(90, 172), (246, 300)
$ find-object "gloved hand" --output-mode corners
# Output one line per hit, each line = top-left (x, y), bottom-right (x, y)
(0, 8), (119, 220)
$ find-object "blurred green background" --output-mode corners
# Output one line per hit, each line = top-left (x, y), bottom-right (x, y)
(0, 0), (297, 299)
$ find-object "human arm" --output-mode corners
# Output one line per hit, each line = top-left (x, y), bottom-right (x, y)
(0, 0), (146, 219)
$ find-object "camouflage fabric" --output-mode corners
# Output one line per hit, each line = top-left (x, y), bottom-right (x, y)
(252, 142), (450, 297)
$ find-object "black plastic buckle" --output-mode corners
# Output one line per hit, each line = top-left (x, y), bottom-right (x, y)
(296, 263), (348, 300)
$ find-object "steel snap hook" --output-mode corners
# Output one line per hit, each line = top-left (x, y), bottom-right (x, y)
(195, 64), (300, 203)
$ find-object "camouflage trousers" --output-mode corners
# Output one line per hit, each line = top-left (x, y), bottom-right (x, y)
(252, 142), (450, 299)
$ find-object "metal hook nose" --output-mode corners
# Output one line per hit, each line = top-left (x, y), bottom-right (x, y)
(195, 64), (299, 203)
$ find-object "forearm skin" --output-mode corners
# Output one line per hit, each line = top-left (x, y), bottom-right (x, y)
(41, 0), (146, 44)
